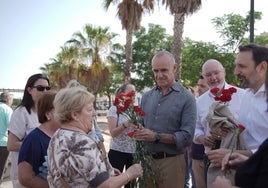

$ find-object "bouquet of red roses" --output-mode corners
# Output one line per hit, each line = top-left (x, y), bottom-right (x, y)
(210, 87), (237, 103)
(207, 86), (246, 150)
(114, 90), (155, 187)
(207, 87), (246, 185)
(114, 91), (145, 125)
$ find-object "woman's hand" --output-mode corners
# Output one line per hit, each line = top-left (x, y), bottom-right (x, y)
(126, 163), (143, 180)
(123, 120), (135, 128)
(197, 135), (215, 148)
(221, 152), (248, 170)
(207, 149), (230, 167)
(212, 176), (233, 188)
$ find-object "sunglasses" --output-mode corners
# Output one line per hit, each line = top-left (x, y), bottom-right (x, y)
(32, 85), (51, 91)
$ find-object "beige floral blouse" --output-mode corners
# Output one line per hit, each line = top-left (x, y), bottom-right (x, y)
(47, 128), (114, 188)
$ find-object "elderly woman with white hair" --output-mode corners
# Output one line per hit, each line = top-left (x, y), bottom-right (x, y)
(47, 80), (143, 188)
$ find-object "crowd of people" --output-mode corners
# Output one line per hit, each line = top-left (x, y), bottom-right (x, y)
(0, 43), (267, 188)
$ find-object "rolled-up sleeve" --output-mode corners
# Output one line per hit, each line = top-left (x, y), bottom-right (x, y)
(173, 95), (196, 149)
(194, 109), (205, 144)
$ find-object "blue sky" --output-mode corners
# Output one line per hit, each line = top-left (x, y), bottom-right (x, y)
(1, 0), (267, 89)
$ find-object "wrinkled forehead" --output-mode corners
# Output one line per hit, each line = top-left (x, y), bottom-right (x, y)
(235, 51), (255, 66)
(202, 60), (223, 74)
(152, 58), (174, 71)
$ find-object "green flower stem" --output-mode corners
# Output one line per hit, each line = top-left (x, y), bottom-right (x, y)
(132, 141), (156, 188)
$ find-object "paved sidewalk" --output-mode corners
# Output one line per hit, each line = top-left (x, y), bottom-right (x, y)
(1, 115), (110, 188)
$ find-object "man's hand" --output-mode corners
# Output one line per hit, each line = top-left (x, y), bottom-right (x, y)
(197, 135), (216, 148)
(134, 127), (156, 142)
(221, 152), (248, 171)
(210, 127), (231, 139)
(207, 148), (230, 167)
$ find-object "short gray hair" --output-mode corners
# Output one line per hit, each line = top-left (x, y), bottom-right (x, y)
(202, 59), (224, 74)
(0, 91), (12, 103)
(53, 83), (94, 123)
(152, 50), (175, 65)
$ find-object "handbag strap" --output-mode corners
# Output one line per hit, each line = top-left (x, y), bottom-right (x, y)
(51, 143), (71, 188)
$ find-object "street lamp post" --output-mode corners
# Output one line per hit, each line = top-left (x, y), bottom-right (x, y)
(249, 0), (254, 43)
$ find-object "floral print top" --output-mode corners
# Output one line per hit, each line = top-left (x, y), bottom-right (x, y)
(47, 128), (114, 188)
(107, 105), (136, 153)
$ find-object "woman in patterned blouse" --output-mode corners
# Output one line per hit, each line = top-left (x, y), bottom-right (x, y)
(47, 80), (143, 188)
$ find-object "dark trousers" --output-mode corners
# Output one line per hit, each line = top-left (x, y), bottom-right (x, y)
(108, 149), (133, 188)
(203, 154), (210, 188)
(0, 146), (9, 181)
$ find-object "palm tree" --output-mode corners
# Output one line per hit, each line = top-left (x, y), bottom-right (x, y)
(66, 24), (117, 96)
(103, 0), (153, 83)
(49, 58), (75, 89)
(162, 0), (202, 80)
(40, 44), (84, 90)
(58, 45), (81, 81)
(40, 59), (68, 89)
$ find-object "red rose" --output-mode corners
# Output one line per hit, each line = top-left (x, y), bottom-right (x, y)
(229, 87), (237, 94)
(214, 96), (221, 101)
(114, 97), (120, 105)
(124, 99), (133, 108)
(237, 124), (246, 131)
(127, 131), (135, 137)
(236, 124), (246, 136)
(210, 87), (220, 95)
(220, 93), (232, 102)
(133, 105), (141, 112)
(222, 89), (231, 95)
(212, 87), (236, 103)
(138, 110), (146, 116)
(126, 91), (135, 97)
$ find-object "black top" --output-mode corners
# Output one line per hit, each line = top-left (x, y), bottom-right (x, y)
(235, 138), (268, 188)
(191, 142), (205, 160)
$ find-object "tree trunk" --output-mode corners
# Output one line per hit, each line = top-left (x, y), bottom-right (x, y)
(124, 28), (133, 83)
(172, 12), (185, 81)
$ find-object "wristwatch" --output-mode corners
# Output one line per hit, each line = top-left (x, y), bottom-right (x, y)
(154, 132), (161, 143)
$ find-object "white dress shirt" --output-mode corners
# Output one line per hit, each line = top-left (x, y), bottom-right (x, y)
(239, 84), (268, 153)
(194, 83), (245, 153)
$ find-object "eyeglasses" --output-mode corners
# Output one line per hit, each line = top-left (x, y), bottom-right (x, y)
(203, 70), (222, 78)
(32, 85), (51, 91)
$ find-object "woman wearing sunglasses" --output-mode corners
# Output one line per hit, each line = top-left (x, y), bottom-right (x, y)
(7, 73), (50, 188)
(18, 91), (60, 188)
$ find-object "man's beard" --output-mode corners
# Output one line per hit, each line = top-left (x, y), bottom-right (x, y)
(237, 75), (249, 88)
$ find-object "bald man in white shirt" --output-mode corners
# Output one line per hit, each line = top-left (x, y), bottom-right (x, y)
(194, 59), (245, 187)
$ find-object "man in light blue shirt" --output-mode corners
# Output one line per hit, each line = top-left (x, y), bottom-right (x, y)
(0, 91), (13, 184)
(135, 51), (197, 188)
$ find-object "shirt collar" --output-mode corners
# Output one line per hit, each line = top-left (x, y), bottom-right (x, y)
(247, 83), (266, 95)
(155, 81), (182, 92)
